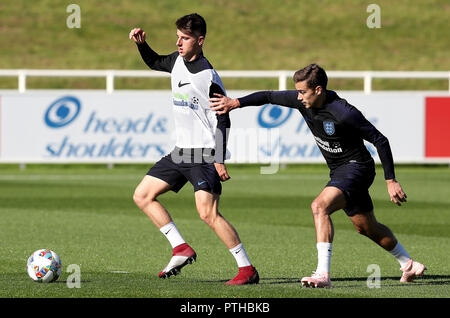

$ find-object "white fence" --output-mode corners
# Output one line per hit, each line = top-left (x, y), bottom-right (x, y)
(1, 69), (449, 165)
(0, 69), (449, 93)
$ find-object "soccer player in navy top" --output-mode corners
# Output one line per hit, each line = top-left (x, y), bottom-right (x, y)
(210, 64), (426, 288)
(129, 13), (258, 285)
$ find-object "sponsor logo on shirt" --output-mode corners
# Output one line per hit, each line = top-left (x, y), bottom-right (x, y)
(314, 136), (342, 153)
(172, 92), (198, 110)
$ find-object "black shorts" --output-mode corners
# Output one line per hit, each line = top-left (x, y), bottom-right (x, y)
(147, 153), (222, 195)
(326, 160), (376, 216)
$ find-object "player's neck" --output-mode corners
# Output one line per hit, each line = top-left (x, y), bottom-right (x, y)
(183, 49), (203, 62)
(311, 91), (327, 109)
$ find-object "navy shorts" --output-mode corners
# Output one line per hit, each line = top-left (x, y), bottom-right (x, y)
(326, 160), (376, 216)
(147, 153), (222, 195)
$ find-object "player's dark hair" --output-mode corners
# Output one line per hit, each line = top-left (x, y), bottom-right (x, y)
(176, 13), (207, 38)
(293, 64), (328, 89)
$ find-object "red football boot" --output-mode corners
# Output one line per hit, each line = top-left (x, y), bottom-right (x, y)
(158, 243), (197, 279)
(225, 265), (259, 285)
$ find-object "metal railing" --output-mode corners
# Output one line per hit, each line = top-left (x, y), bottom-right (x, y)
(0, 69), (449, 94)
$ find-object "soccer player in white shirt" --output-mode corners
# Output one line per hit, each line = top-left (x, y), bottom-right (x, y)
(129, 13), (259, 285)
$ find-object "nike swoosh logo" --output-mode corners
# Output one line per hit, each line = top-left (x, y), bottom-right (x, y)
(164, 228), (172, 235)
(234, 249), (242, 254)
(178, 81), (190, 88)
(197, 181), (206, 186)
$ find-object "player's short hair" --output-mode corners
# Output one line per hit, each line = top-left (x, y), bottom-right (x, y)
(293, 64), (328, 89)
(176, 13), (207, 38)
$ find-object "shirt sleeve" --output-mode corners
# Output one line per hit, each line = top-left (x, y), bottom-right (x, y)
(210, 82), (230, 163)
(136, 42), (178, 73)
(342, 108), (396, 180)
(238, 90), (301, 109)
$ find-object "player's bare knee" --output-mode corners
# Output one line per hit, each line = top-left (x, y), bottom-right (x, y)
(354, 223), (370, 237)
(311, 200), (328, 217)
(198, 211), (214, 226)
(198, 208), (218, 227)
(132, 190), (145, 209)
(133, 188), (156, 209)
(354, 224), (365, 236)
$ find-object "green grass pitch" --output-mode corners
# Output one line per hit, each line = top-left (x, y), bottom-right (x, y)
(0, 164), (449, 299)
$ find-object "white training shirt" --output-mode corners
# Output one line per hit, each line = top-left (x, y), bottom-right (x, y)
(137, 42), (230, 160)
(170, 54), (226, 149)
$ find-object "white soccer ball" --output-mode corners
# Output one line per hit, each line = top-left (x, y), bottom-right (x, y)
(27, 249), (62, 283)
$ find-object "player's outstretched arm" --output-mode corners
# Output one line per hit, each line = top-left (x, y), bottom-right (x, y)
(129, 28), (146, 44)
(209, 93), (241, 115)
(210, 91), (299, 115)
(386, 179), (407, 206)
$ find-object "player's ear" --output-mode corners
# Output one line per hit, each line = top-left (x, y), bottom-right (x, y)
(315, 85), (323, 95)
(197, 35), (205, 47)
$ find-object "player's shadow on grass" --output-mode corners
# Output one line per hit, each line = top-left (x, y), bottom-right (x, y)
(203, 278), (302, 284)
(53, 280), (92, 284)
(329, 275), (450, 287)
(200, 275), (450, 286)
(259, 278), (302, 284)
(248, 275), (450, 286)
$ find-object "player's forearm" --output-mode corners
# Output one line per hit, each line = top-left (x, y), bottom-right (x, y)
(238, 90), (299, 109)
(214, 114), (230, 163)
(237, 91), (272, 107)
(136, 41), (160, 69)
(374, 137), (396, 180)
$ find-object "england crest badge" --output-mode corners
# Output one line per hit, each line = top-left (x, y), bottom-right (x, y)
(323, 121), (335, 135)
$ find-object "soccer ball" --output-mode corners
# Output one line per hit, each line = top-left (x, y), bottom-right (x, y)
(27, 249), (62, 283)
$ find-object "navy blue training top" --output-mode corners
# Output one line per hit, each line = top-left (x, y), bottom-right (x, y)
(238, 90), (395, 180)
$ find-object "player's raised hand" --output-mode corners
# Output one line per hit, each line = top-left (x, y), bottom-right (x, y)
(209, 93), (240, 114)
(386, 179), (407, 206)
(129, 28), (146, 44)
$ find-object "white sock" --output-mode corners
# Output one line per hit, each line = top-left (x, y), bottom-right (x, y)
(316, 242), (332, 274)
(388, 242), (411, 268)
(159, 222), (185, 249)
(229, 243), (252, 268)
